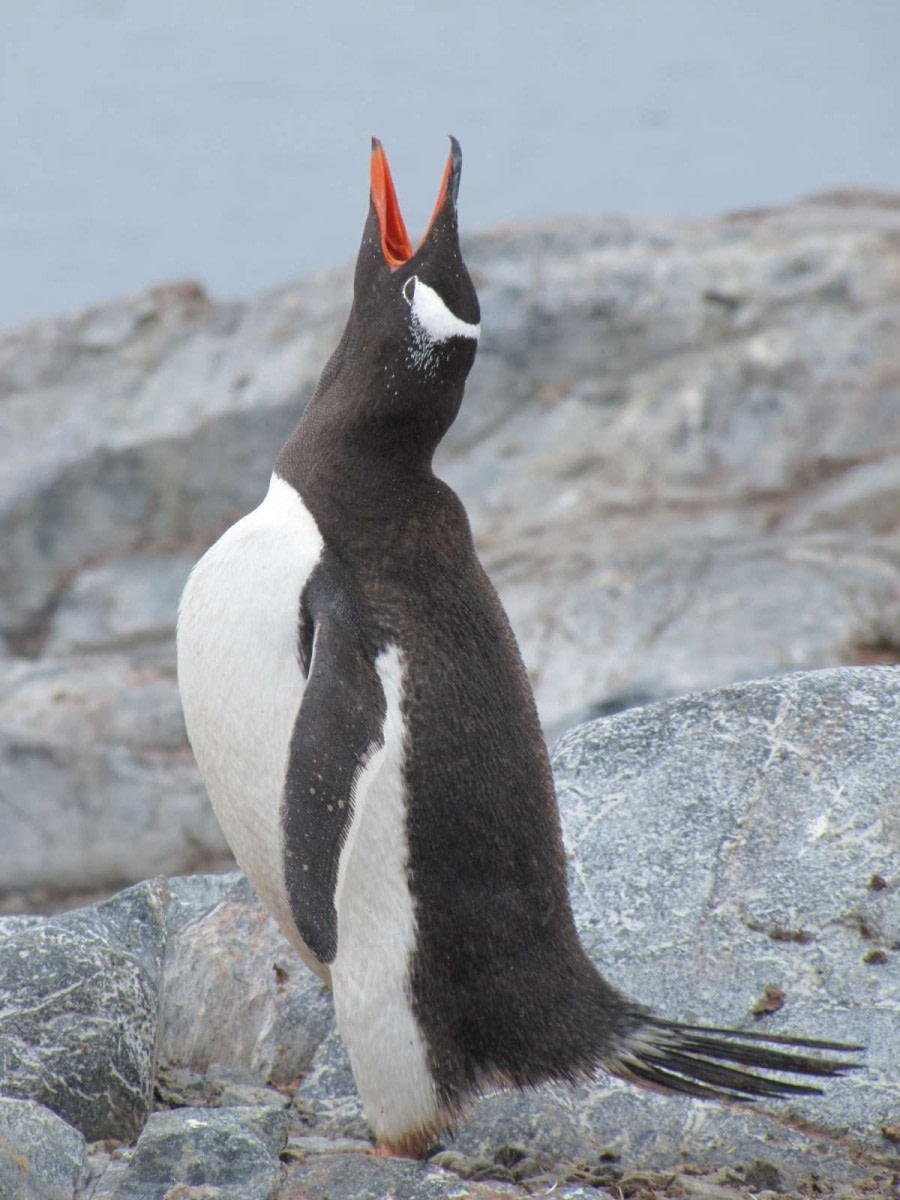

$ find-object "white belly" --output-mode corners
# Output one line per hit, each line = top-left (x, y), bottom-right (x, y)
(331, 645), (439, 1146)
(178, 476), (441, 1139)
(176, 473), (326, 977)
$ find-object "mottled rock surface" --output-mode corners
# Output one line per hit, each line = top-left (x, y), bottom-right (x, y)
(0, 880), (167, 1141)
(279, 1150), (524, 1200)
(0, 1098), (87, 1200)
(90, 1106), (287, 1200)
(160, 873), (333, 1084)
(3, 195), (900, 896)
(293, 1028), (369, 1143)
(0, 658), (223, 897)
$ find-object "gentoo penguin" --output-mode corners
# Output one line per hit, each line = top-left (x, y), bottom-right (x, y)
(177, 138), (860, 1155)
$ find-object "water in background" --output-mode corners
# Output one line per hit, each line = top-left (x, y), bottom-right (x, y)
(2, 0), (898, 326)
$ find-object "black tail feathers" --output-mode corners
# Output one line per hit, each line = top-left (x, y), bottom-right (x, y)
(608, 1017), (863, 1103)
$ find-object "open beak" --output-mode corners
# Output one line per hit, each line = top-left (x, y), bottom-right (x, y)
(370, 137), (461, 270)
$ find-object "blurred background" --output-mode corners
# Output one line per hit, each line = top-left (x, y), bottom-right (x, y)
(2, 3), (899, 912)
(2, 0), (899, 326)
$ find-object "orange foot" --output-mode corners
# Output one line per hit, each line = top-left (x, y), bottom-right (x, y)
(372, 1134), (435, 1160)
(373, 1142), (411, 1159)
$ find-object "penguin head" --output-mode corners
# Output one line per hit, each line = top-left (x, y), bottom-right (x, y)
(311, 138), (481, 461)
(356, 136), (480, 351)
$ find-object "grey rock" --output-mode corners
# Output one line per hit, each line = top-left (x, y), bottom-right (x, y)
(281, 1134), (373, 1158)
(158, 873), (333, 1085)
(0, 879), (167, 1141)
(0, 1098), (87, 1200)
(214, 1082), (291, 1111)
(152, 1064), (290, 1112)
(281, 1151), (523, 1200)
(0, 280), (335, 649)
(99, 1106), (287, 1200)
(441, 201), (900, 732)
(152, 1067), (221, 1110)
(0, 657), (227, 896)
(427, 1150), (519, 1184)
(44, 555), (195, 668)
(554, 1192), (617, 1200)
(785, 455), (900, 536)
(293, 1028), (367, 1143)
(554, 666), (898, 1085)
(286, 668), (899, 1185)
(81, 1149), (135, 1200)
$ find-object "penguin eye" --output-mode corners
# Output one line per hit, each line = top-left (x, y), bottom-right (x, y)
(402, 276), (417, 306)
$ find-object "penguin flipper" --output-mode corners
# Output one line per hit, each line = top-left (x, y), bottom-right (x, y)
(281, 610), (385, 965)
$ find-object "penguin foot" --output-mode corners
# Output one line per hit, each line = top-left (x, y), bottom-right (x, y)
(372, 1138), (431, 1160)
(372, 1142), (411, 1159)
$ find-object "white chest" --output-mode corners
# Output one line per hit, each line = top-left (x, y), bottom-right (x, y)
(176, 474), (324, 970)
(177, 475), (441, 1140)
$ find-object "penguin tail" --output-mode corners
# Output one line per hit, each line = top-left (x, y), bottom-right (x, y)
(607, 1017), (863, 1101)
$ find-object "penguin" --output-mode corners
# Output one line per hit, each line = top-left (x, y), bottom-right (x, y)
(177, 137), (861, 1156)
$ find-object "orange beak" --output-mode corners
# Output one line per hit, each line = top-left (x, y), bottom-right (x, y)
(370, 138), (457, 270)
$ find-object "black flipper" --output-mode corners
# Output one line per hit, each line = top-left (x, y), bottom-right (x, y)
(282, 568), (385, 965)
(610, 1016), (864, 1102)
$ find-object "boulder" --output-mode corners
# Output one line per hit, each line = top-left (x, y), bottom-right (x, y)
(91, 1106), (287, 1200)
(43, 553), (196, 669)
(0, 880), (167, 1141)
(159, 873), (333, 1085)
(0, 657), (226, 896)
(279, 1150), (525, 1200)
(0, 1098), (87, 1200)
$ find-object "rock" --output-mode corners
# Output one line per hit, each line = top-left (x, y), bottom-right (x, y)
(0, 280), (336, 651)
(293, 1028), (368, 1143)
(674, 1174), (749, 1200)
(280, 1135), (373, 1161)
(80, 1147), (136, 1200)
(741, 1160), (783, 1191)
(554, 1191), (617, 1200)
(0, 1098), (87, 1200)
(288, 668), (899, 1186)
(95, 1106), (287, 1200)
(158, 873), (333, 1085)
(0, 657), (227, 897)
(152, 1064), (290, 1112)
(279, 1151), (524, 1200)
(784, 456), (900, 536)
(0, 880), (167, 1141)
(553, 666), (898, 1100)
(44, 554), (196, 668)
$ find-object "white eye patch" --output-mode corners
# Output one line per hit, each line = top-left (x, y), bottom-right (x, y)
(403, 276), (480, 343)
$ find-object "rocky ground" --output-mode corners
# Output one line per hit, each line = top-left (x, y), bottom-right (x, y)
(2, 192), (900, 905)
(1, 669), (898, 1198)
